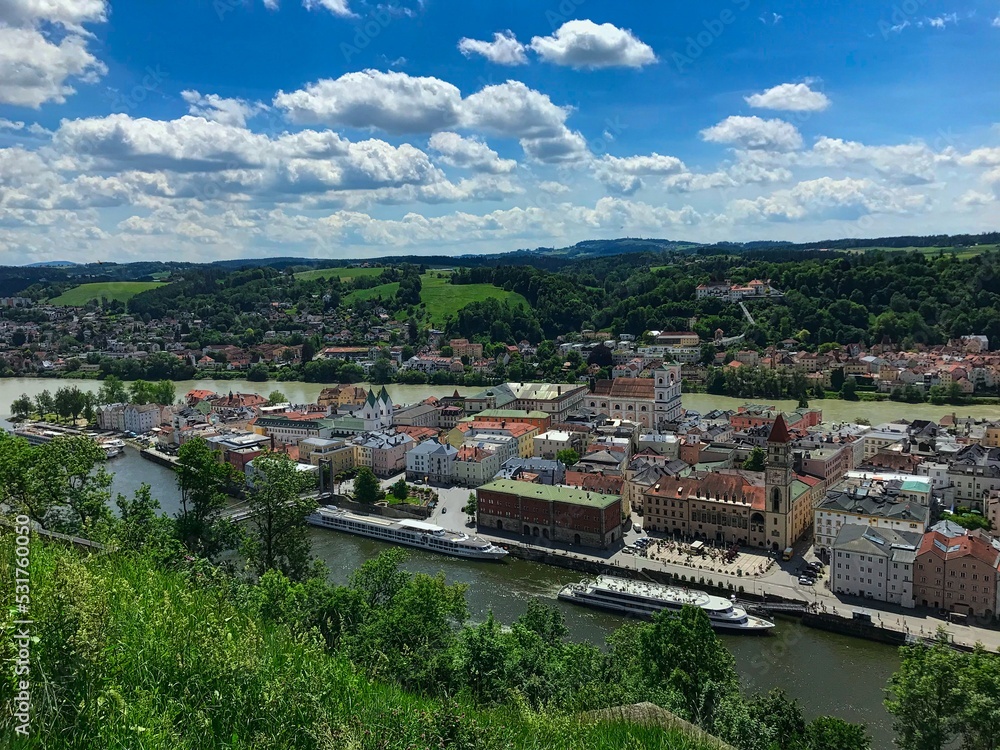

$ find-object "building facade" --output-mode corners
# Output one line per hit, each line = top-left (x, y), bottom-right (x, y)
(476, 479), (622, 548)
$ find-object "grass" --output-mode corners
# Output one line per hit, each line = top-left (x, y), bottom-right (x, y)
(419, 272), (530, 326)
(344, 281), (401, 304)
(294, 267), (385, 282)
(847, 245), (996, 260)
(49, 281), (166, 306)
(0, 536), (719, 750)
(343, 272), (530, 325)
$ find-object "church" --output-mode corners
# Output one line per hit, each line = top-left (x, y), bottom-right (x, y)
(639, 415), (817, 551)
(350, 386), (394, 430)
(587, 365), (682, 429)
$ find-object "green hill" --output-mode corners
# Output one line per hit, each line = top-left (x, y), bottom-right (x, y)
(0, 537), (719, 750)
(49, 281), (167, 306)
(343, 272), (530, 326)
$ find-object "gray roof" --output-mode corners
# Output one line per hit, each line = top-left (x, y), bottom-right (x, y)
(833, 523), (922, 557)
(819, 487), (930, 525)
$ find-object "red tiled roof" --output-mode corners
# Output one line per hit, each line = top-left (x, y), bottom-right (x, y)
(768, 414), (791, 444)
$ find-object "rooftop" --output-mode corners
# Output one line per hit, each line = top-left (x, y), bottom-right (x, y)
(479, 479), (620, 509)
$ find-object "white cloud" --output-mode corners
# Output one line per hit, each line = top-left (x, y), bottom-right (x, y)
(538, 180), (570, 194)
(428, 132), (517, 173)
(0, 119), (25, 131)
(810, 137), (942, 185)
(957, 190), (994, 209)
(0, 26), (107, 108)
(462, 81), (589, 163)
(701, 116), (803, 152)
(529, 20), (657, 69)
(594, 152), (686, 194)
(0, 0), (107, 32)
(745, 83), (831, 112)
(0, 0), (108, 108)
(728, 177), (927, 222)
(458, 31), (528, 66)
(181, 91), (268, 128)
(263, 0), (279, 9)
(274, 70), (464, 134)
(301, 0), (356, 17)
(993, 16), (1000, 28)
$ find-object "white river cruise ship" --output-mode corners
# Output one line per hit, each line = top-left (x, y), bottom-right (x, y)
(558, 575), (775, 633)
(306, 506), (509, 561)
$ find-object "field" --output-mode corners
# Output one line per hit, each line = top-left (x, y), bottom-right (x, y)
(342, 271), (530, 325)
(419, 272), (530, 325)
(344, 281), (400, 303)
(49, 281), (166, 306)
(294, 266), (384, 282)
(849, 245), (996, 260)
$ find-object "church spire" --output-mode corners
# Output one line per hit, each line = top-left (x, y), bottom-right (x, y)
(768, 414), (791, 444)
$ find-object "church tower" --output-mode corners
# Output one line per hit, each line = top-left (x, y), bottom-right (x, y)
(764, 414), (794, 551)
(652, 365), (682, 428)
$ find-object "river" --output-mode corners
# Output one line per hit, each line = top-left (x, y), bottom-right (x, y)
(2, 378), (918, 746)
(3, 376), (1000, 425)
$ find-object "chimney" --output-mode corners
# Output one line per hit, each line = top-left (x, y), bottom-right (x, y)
(557, 386), (562, 396)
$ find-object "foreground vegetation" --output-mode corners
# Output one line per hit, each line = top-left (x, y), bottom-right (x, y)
(0, 430), (871, 749)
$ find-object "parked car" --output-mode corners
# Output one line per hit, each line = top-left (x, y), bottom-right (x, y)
(798, 577), (815, 586)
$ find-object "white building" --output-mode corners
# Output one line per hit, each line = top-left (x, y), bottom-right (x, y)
(98, 403), (126, 432)
(123, 404), (161, 435)
(534, 430), (574, 459)
(814, 478), (930, 552)
(831, 524), (921, 607)
(406, 441), (458, 483)
(653, 365), (682, 427)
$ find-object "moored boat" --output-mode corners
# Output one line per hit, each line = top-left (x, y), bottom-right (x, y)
(306, 506), (508, 561)
(557, 575), (775, 632)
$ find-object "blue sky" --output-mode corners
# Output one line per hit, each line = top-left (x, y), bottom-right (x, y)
(1, 0), (999, 264)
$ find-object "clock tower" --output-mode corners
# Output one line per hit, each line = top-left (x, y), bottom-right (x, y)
(764, 414), (793, 551)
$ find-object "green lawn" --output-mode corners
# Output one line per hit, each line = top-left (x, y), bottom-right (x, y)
(344, 281), (401, 303)
(294, 266), (385, 282)
(849, 245), (995, 259)
(49, 281), (167, 306)
(419, 271), (530, 325)
(343, 272), (530, 325)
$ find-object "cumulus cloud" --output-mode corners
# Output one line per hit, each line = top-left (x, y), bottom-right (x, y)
(701, 116), (803, 152)
(810, 137), (941, 185)
(462, 81), (589, 163)
(181, 91), (268, 128)
(0, 0), (108, 108)
(0, 27), (107, 108)
(529, 20), (657, 69)
(594, 152), (687, 194)
(428, 132), (517, 173)
(458, 31), (528, 65)
(0, 119), (25, 131)
(745, 82), (830, 112)
(728, 177), (928, 222)
(274, 70), (464, 135)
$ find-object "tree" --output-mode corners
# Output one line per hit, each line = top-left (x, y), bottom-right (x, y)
(152, 380), (176, 405)
(266, 390), (288, 406)
(129, 379), (155, 405)
(829, 367), (846, 392)
(97, 375), (128, 405)
(113, 483), (178, 559)
(639, 606), (739, 726)
(885, 631), (962, 750)
(839, 378), (858, 401)
(463, 493), (477, 519)
(247, 363), (270, 382)
(34, 389), (54, 419)
(556, 448), (580, 467)
(353, 466), (383, 504)
(242, 452), (318, 581)
(805, 716), (871, 750)
(10, 393), (32, 420)
(742, 446), (766, 472)
(389, 477), (409, 502)
(956, 645), (1000, 750)
(370, 358), (394, 385)
(32, 436), (112, 534)
(54, 385), (87, 423)
(174, 437), (242, 559)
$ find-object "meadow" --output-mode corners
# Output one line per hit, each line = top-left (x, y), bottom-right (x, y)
(49, 281), (167, 306)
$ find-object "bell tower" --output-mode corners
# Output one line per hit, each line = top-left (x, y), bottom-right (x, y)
(764, 414), (793, 550)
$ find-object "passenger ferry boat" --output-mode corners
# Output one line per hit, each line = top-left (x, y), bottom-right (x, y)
(306, 506), (509, 561)
(557, 575), (775, 633)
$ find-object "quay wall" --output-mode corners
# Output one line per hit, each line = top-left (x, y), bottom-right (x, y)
(321, 495), (432, 521)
